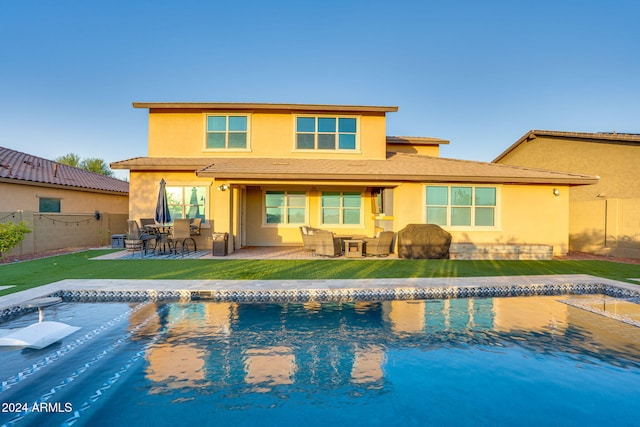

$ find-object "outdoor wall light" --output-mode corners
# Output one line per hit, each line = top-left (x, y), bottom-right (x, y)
(217, 184), (229, 191)
(553, 188), (560, 197)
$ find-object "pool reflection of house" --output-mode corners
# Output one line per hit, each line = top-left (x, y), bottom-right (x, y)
(111, 102), (599, 257)
(139, 300), (498, 392)
(139, 299), (640, 393)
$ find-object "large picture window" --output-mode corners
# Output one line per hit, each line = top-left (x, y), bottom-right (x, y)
(206, 115), (248, 149)
(166, 186), (207, 221)
(296, 116), (357, 150)
(321, 192), (362, 225)
(265, 191), (306, 224)
(426, 186), (497, 227)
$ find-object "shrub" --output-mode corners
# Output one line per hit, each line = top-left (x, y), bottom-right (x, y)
(0, 221), (32, 257)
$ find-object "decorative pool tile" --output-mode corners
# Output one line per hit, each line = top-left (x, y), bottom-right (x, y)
(1, 281), (639, 323)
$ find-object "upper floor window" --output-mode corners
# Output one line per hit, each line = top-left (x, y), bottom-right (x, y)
(206, 115), (248, 149)
(296, 116), (357, 151)
(426, 185), (497, 228)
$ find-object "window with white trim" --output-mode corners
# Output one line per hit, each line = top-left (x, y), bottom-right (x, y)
(206, 115), (248, 149)
(296, 116), (357, 150)
(166, 186), (207, 221)
(321, 192), (362, 225)
(265, 191), (306, 224)
(426, 186), (497, 227)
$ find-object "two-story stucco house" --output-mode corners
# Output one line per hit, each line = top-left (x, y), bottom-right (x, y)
(111, 103), (598, 257)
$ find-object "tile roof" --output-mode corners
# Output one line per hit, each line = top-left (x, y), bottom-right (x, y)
(112, 152), (598, 185)
(494, 130), (640, 162)
(0, 146), (129, 194)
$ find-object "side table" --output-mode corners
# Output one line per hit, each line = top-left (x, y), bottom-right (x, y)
(344, 239), (364, 258)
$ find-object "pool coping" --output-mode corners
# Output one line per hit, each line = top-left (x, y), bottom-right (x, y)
(1, 274), (639, 322)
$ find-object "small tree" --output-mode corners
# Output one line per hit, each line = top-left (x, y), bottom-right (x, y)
(55, 153), (114, 177)
(81, 158), (114, 177)
(55, 153), (82, 168)
(0, 221), (31, 258)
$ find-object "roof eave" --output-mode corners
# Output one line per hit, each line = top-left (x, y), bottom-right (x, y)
(196, 171), (599, 186)
(0, 177), (129, 195)
(132, 102), (398, 113)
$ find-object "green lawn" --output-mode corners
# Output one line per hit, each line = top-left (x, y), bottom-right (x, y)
(1, 249), (639, 297)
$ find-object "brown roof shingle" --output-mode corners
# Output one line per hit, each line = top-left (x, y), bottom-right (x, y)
(0, 147), (129, 194)
(112, 153), (598, 185)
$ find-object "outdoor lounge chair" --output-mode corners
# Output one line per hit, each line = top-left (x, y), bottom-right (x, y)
(300, 226), (320, 253)
(364, 231), (394, 257)
(314, 230), (342, 257)
(169, 219), (197, 256)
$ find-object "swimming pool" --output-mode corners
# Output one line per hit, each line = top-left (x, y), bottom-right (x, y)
(1, 295), (640, 426)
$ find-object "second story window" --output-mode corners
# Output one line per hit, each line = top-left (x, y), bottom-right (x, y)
(296, 116), (357, 151)
(207, 115), (248, 149)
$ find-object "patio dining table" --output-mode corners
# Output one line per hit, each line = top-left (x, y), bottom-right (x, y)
(146, 224), (173, 254)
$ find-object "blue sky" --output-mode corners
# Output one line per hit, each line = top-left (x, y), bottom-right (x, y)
(1, 0), (638, 180)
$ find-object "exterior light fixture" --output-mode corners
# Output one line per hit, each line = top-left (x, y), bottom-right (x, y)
(553, 188), (560, 197)
(217, 184), (229, 191)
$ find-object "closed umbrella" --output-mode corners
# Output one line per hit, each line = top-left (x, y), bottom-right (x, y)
(155, 179), (172, 225)
(187, 187), (200, 219)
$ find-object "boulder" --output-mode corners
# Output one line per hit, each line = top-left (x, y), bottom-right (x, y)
(397, 224), (452, 259)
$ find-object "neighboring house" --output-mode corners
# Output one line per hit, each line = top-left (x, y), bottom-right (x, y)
(494, 130), (640, 258)
(0, 146), (129, 255)
(112, 103), (598, 257)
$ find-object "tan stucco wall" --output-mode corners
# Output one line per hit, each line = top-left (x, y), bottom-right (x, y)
(570, 198), (640, 257)
(496, 137), (640, 201)
(0, 182), (128, 214)
(128, 169), (571, 255)
(128, 171), (215, 249)
(244, 185), (375, 246)
(146, 110), (388, 160)
(496, 136), (639, 257)
(2, 210), (128, 257)
(392, 183), (570, 255)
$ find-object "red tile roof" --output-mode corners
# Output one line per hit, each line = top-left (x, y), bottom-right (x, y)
(0, 146), (129, 194)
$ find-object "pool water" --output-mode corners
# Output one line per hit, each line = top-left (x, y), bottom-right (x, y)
(1, 295), (640, 426)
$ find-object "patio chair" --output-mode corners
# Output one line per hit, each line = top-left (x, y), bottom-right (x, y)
(314, 230), (342, 257)
(364, 231), (395, 257)
(189, 218), (202, 236)
(299, 226), (319, 253)
(139, 218), (156, 234)
(169, 219), (197, 256)
(126, 219), (157, 256)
